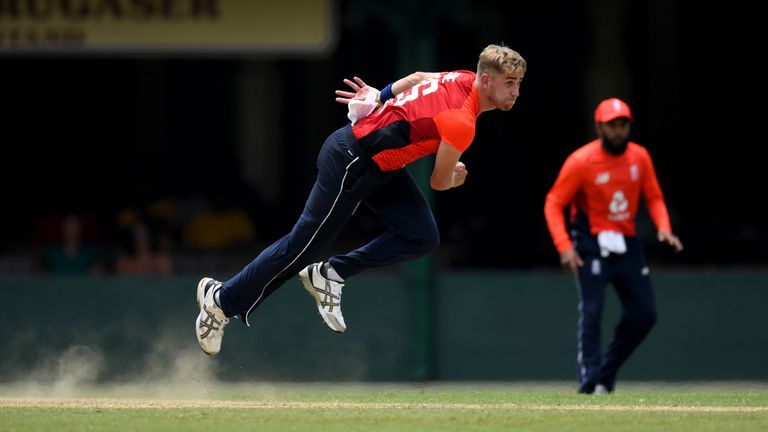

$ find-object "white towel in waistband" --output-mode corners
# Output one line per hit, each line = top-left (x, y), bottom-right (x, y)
(597, 231), (627, 257)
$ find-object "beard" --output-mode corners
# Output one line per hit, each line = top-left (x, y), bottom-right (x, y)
(601, 137), (628, 155)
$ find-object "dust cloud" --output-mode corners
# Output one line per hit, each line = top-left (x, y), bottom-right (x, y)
(0, 329), (223, 400)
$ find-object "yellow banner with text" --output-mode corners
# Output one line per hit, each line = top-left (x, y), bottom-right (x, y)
(0, 0), (336, 54)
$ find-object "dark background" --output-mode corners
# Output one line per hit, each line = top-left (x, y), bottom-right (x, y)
(1, 0), (764, 272)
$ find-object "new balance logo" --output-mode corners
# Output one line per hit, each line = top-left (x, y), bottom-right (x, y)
(595, 172), (610, 185)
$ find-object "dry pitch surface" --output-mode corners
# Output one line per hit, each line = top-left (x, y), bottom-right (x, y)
(2, 381), (767, 412)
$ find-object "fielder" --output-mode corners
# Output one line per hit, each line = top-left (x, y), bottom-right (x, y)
(544, 98), (683, 394)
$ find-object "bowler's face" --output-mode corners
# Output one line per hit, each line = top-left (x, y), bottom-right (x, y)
(487, 70), (523, 111)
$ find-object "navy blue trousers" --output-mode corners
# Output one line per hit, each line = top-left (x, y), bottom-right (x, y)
(574, 234), (657, 393)
(217, 124), (439, 325)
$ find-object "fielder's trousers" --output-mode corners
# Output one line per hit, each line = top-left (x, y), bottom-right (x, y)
(573, 234), (657, 393)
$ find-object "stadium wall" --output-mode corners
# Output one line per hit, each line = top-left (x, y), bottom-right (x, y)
(1, 271), (765, 383)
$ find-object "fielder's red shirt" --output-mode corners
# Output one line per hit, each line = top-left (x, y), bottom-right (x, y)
(544, 140), (672, 254)
(352, 71), (481, 171)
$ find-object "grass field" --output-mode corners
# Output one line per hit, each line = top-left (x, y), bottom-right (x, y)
(2, 381), (767, 431)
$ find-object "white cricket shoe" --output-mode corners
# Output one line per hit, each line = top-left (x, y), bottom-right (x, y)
(299, 262), (346, 333)
(195, 277), (229, 355)
(594, 384), (611, 395)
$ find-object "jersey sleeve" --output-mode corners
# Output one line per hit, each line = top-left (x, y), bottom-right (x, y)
(639, 149), (672, 232)
(433, 109), (475, 152)
(544, 153), (584, 253)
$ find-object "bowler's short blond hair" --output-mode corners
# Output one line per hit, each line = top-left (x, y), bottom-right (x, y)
(477, 44), (526, 76)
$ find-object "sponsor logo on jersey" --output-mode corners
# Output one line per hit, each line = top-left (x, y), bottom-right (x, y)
(608, 190), (630, 221)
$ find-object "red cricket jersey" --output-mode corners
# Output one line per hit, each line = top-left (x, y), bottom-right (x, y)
(352, 71), (481, 171)
(544, 140), (672, 254)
